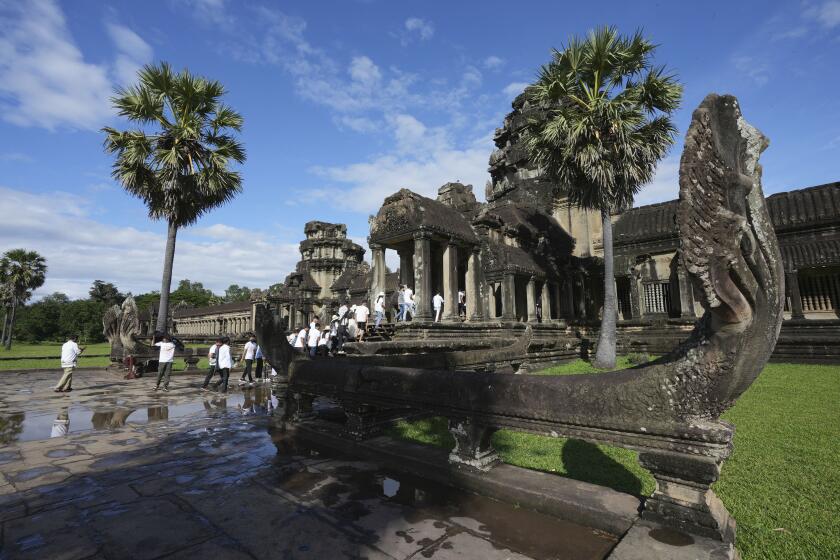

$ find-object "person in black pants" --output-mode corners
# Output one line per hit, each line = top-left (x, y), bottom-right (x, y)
(214, 337), (233, 393)
(202, 339), (222, 390)
(254, 345), (264, 379)
(240, 336), (257, 384)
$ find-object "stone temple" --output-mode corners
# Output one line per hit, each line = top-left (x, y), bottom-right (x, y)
(170, 92), (840, 362)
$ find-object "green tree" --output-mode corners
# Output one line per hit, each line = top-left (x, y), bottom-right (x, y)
(527, 27), (682, 368)
(1, 249), (47, 350)
(170, 279), (215, 308)
(103, 62), (246, 333)
(59, 300), (108, 343)
(224, 284), (251, 302)
(13, 298), (63, 342)
(89, 280), (125, 306)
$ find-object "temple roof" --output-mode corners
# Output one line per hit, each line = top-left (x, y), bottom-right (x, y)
(613, 199), (679, 245)
(369, 188), (479, 245)
(173, 301), (251, 318)
(614, 182), (840, 246)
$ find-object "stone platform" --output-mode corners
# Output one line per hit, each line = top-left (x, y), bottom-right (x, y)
(0, 369), (621, 560)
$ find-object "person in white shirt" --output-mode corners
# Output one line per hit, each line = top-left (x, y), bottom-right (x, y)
(458, 289), (466, 318)
(240, 336), (257, 384)
(404, 286), (414, 321)
(318, 330), (331, 356)
(374, 291), (386, 328)
(50, 408), (70, 438)
(55, 335), (84, 392)
(433, 292), (445, 322)
(354, 302), (370, 341)
(214, 337), (233, 393)
(307, 324), (321, 358)
(293, 326), (309, 354)
(154, 334), (176, 392)
(202, 340), (222, 390)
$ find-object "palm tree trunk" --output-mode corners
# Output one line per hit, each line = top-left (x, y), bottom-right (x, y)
(156, 220), (178, 333)
(1, 309), (7, 348)
(4, 300), (17, 350)
(593, 209), (617, 369)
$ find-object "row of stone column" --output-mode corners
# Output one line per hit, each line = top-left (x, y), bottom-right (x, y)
(486, 273), (565, 322)
(371, 234), (486, 322)
(174, 316), (251, 335)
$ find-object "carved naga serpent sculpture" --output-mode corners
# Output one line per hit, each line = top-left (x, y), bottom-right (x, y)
(256, 94), (783, 541)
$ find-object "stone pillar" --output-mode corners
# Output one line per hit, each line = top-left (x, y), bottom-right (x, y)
(553, 282), (563, 321)
(786, 270), (805, 319)
(370, 243), (387, 308)
(289, 304), (296, 331)
(413, 232), (432, 321)
(442, 241), (459, 322)
(526, 276), (538, 323)
(448, 418), (500, 472)
(541, 282), (552, 322)
(676, 261), (696, 319)
(562, 277), (576, 319)
(501, 272), (516, 321)
(398, 249), (414, 289)
(575, 273), (587, 319)
(629, 271), (642, 319)
(467, 249), (484, 322)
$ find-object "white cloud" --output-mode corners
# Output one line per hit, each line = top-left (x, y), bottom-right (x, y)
(503, 82), (530, 99)
(0, 185), (299, 299)
(0, 1), (154, 130)
(0, 152), (34, 163)
(805, 1), (840, 28)
(334, 115), (380, 134)
(0, 0), (113, 130)
(106, 23), (154, 86)
(634, 156), (679, 207)
(348, 56), (382, 86)
(312, 113), (491, 213)
(732, 56), (770, 86)
(483, 56), (505, 70)
(404, 17), (434, 41)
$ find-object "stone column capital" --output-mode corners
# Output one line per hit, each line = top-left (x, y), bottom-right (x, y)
(413, 230), (432, 241)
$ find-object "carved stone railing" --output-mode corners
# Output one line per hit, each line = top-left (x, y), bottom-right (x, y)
(261, 94), (784, 544)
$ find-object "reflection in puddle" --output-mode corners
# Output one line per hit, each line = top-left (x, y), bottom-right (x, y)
(383, 476), (400, 498)
(0, 385), (283, 444)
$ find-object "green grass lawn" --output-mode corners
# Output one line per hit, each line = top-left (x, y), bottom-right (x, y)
(0, 342), (209, 371)
(387, 360), (840, 560)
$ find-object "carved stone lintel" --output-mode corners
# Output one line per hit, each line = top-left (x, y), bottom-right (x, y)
(448, 418), (500, 472)
(639, 451), (736, 542)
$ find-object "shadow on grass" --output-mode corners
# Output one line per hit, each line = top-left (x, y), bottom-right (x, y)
(561, 439), (644, 496)
(388, 417), (647, 497)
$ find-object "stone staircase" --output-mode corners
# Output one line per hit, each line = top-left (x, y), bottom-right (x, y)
(363, 323), (396, 342)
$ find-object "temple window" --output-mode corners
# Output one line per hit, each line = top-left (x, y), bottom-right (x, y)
(643, 281), (672, 315)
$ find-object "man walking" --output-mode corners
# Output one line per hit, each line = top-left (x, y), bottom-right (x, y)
(153, 334), (176, 392)
(458, 289), (466, 319)
(240, 336), (257, 385)
(214, 337), (233, 393)
(202, 338), (222, 390)
(307, 322), (321, 358)
(293, 325), (309, 354)
(433, 291), (445, 322)
(354, 300), (370, 341)
(374, 291), (386, 328)
(403, 285), (414, 321)
(55, 335), (84, 392)
(397, 286), (406, 321)
(254, 344), (264, 380)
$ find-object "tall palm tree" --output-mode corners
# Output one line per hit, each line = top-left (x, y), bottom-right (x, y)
(1, 249), (47, 350)
(527, 27), (682, 368)
(103, 62), (246, 333)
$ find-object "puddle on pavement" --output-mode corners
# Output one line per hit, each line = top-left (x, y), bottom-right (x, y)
(0, 385), (283, 445)
(268, 430), (618, 560)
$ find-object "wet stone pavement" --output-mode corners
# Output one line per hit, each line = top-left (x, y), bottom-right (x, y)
(0, 369), (617, 559)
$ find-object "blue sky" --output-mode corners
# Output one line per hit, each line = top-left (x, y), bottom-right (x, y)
(1, 0), (838, 299)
